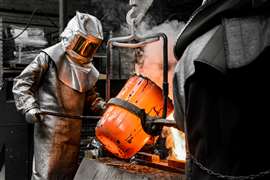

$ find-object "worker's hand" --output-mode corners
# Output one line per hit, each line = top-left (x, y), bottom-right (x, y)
(99, 101), (107, 113)
(25, 108), (43, 124)
(90, 97), (107, 115)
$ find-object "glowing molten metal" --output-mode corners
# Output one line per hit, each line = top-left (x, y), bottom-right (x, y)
(163, 112), (186, 161)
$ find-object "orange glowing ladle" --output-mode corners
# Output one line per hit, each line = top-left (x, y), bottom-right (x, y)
(95, 19), (177, 159)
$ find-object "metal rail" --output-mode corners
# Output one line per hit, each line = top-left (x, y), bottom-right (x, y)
(39, 111), (101, 120)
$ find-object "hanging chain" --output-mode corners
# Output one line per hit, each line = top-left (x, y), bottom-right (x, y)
(190, 155), (270, 179)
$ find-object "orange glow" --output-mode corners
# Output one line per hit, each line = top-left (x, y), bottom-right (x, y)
(95, 75), (174, 159)
(134, 28), (186, 161)
(135, 33), (177, 100)
(163, 112), (186, 161)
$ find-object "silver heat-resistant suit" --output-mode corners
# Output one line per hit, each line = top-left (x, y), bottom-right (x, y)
(12, 12), (105, 180)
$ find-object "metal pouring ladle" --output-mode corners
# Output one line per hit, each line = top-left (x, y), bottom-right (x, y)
(105, 1), (177, 135)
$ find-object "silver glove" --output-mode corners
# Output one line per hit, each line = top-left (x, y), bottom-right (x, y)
(25, 108), (42, 124)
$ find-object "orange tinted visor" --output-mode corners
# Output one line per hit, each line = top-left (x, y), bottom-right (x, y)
(71, 32), (102, 59)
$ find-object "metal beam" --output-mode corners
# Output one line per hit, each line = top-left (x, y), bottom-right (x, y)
(59, 0), (67, 34)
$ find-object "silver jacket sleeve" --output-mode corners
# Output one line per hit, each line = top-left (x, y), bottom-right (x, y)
(13, 52), (49, 114)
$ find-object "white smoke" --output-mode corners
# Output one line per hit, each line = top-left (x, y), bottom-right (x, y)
(117, 2), (186, 99)
(133, 20), (185, 99)
(118, 7), (187, 161)
(138, 20), (185, 43)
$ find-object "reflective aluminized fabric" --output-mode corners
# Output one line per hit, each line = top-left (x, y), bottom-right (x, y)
(43, 43), (100, 93)
(12, 47), (104, 179)
(60, 12), (103, 65)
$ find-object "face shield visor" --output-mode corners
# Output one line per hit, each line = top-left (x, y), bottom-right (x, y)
(66, 31), (103, 64)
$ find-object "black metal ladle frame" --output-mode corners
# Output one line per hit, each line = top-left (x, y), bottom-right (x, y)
(106, 31), (169, 119)
(104, 18), (179, 136)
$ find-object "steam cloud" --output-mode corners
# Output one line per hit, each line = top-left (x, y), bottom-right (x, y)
(133, 20), (185, 99)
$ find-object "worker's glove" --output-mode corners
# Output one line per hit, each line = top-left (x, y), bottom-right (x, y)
(99, 101), (107, 113)
(25, 108), (42, 124)
(91, 98), (107, 115)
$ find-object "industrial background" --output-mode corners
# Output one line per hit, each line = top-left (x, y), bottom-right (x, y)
(0, 0), (201, 179)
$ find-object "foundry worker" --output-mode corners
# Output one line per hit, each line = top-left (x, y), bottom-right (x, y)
(12, 12), (105, 180)
(173, 0), (270, 179)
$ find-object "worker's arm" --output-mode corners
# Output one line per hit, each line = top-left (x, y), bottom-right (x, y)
(12, 52), (49, 122)
(85, 87), (106, 115)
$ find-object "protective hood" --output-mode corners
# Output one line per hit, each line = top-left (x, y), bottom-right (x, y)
(42, 43), (99, 93)
(61, 11), (103, 64)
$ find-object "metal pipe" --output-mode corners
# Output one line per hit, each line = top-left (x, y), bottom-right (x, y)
(150, 118), (177, 128)
(111, 37), (159, 48)
(106, 40), (112, 101)
(39, 111), (101, 120)
(159, 33), (168, 118)
(59, 0), (67, 34)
